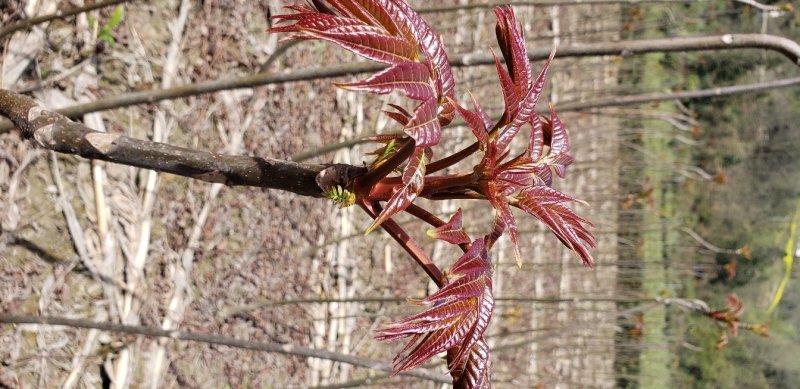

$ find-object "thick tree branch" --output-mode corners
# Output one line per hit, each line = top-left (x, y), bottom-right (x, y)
(0, 0), (131, 39)
(0, 89), (364, 197)
(0, 314), (449, 384)
(2, 34), (798, 133)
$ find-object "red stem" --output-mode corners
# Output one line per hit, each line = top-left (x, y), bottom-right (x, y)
(420, 172), (478, 196)
(426, 141), (479, 173)
(359, 201), (445, 287)
(404, 203), (446, 227)
(368, 172), (478, 201)
(427, 113), (511, 174)
(423, 191), (486, 200)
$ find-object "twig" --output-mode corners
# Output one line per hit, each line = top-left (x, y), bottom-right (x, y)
(680, 227), (744, 255)
(0, 0), (130, 39)
(0, 314), (450, 384)
(360, 201), (445, 287)
(293, 76), (800, 159)
(292, 137), (372, 162)
(417, 0), (697, 13)
(0, 89), (365, 197)
(558, 76), (800, 110)
(3, 33), (798, 133)
(223, 295), (652, 317)
(733, 0), (782, 12)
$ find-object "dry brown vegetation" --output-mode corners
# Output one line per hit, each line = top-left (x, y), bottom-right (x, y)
(1, 1), (627, 387)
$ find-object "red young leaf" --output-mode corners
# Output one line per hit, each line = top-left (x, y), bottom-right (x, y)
(336, 62), (435, 101)
(365, 132), (407, 143)
(453, 94), (491, 147)
(470, 93), (494, 136)
(382, 103), (412, 125)
(533, 163), (553, 186)
(497, 196), (522, 266)
(321, 0), (399, 33)
(455, 7), (593, 270)
(271, 14), (418, 64)
(542, 105), (575, 179)
(710, 294), (745, 337)
(526, 111), (545, 160)
(495, 49), (555, 154)
(427, 208), (470, 245)
(386, 0), (455, 99)
(375, 239), (493, 380)
(449, 337), (491, 389)
(515, 186), (595, 266)
(270, 0), (454, 149)
(494, 6), (530, 98)
(403, 97), (441, 147)
(366, 147), (428, 233)
(492, 48), (519, 120)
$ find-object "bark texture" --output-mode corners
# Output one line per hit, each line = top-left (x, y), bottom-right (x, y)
(0, 89), (364, 197)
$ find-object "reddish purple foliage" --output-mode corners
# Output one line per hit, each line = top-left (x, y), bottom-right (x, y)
(270, 2), (595, 387)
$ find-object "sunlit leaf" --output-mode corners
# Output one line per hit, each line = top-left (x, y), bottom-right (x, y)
(427, 208), (470, 245)
(271, 14), (417, 64)
(388, 0), (455, 99)
(382, 103), (412, 125)
(403, 97), (441, 147)
(449, 337), (491, 389)
(375, 239), (493, 382)
(492, 48), (519, 120)
(269, 0), (453, 149)
(495, 50), (555, 154)
(337, 62), (435, 101)
(494, 6), (530, 97)
(453, 94), (490, 147)
(366, 147), (427, 233)
(527, 111), (545, 160)
(515, 186), (595, 266)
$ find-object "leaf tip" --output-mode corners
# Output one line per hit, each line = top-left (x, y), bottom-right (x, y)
(364, 220), (381, 235)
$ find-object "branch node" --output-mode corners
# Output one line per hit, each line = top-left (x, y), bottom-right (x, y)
(33, 124), (56, 148)
(315, 163), (365, 192)
(721, 34), (734, 44)
(27, 106), (47, 123)
(193, 170), (228, 184)
(85, 132), (120, 154)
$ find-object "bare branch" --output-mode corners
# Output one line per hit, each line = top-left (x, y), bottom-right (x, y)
(2, 34), (798, 133)
(223, 295), (651, 318)
(417, 0), (696, 13)
(733, 0), (783, 13)
(680, 227), (745, 256)
(293, 76), (800, 161)
(0, 0), (130, 39)
(0, 89), (365, 197)
(0, 314), (450, 384)
(561, 76), (800, 110)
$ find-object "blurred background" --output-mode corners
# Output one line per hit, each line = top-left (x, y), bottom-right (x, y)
(1, 0), (798, 388)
